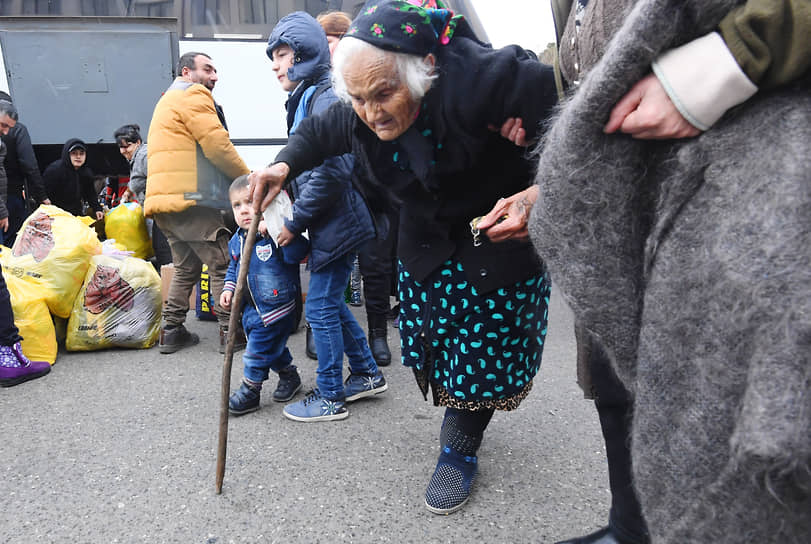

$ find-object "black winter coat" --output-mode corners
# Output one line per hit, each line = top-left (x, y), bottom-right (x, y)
(276, 36), (558, 293)
(0, 122), (47, 201)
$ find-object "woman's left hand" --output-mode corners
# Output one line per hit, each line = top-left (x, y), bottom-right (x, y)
(476, 186), (539, 243)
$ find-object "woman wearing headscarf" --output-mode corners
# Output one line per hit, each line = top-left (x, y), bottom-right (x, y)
(113, 124), (172, 268)
(250, 0), (557, 515)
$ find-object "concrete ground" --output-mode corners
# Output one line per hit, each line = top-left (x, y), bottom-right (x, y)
(0, 288), (609, 543)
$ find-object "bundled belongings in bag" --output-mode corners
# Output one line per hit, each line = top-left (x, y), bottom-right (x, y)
(5, 272), (58, 364)
(66, 254), (162, 350)
(5, 205), (101, 318)
(104, 202), (153, 260)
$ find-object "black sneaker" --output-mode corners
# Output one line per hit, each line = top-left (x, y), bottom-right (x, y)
(159, 324), (200, 354)
(273, 365), (302, 402)
(229, 381), (261, 415)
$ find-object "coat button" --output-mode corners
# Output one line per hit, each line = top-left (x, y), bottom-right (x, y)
(479, 268), (487, 277)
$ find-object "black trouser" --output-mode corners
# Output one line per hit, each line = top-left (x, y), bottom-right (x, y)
(358, 210), (398, 321)
(151, 221), (173, 268)
(0, 266), (22, 346)
(589, 341), (649, 544)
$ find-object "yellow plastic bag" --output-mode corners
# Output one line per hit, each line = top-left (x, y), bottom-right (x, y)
(5, 272), (57, 364)
(66, 254), (162, 351)
(104, 202), (153, 260)
(6, 205), (101, 318)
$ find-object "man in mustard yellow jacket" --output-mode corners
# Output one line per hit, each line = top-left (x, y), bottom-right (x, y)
(146, 51), (250, 354)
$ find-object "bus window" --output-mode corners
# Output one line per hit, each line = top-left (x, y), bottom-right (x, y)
(0, 1), (484, 41)
(0, 0), (177, 17)
(183, 0), (331, 38)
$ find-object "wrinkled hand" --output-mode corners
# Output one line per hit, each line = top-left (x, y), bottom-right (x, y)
(220, 290), (232, 310)
(488, 117), (528, 147)
(0, 217), (8, 232)
(605, 74), (700, 139)
(476, 185), (539, 243)
(249, 163), (290, 214)
(276, 225), (294, 247)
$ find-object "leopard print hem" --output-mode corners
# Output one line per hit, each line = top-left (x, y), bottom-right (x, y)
(432, 380), (534, 412)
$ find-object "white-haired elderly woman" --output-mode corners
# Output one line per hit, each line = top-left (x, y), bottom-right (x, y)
(250, 0), (557, 514)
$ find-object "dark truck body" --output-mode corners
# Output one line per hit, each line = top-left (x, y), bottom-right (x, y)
(0, 16), (178, 176)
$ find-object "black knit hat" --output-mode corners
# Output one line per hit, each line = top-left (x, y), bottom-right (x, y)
(346, 0), (464, 55)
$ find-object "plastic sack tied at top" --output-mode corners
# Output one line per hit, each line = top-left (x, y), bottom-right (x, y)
(66, 254), (162, 351)
(4, 205), (101, 318)
(5, 272), (57, 364)
(104, 202), (153, 260)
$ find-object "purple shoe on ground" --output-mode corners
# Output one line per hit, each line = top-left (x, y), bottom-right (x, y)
(0, 342), (51, 387)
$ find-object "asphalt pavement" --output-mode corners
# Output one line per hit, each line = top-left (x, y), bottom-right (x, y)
(1, 287), (609, 543)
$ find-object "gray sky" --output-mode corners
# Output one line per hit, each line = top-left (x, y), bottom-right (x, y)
(470, 0), (557, 53)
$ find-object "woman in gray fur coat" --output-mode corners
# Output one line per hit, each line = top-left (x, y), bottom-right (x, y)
(482, 0), (810, 541)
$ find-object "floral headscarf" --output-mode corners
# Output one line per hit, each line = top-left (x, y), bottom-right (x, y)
(346, 0), (466, 55)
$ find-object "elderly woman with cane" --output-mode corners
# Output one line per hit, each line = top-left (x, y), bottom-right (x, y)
(250, 0), (557, 514)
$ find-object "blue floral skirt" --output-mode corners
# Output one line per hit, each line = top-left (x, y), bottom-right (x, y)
(398, 258), (550, 411)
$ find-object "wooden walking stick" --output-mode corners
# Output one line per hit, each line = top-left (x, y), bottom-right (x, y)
(216, 211), (261, 494)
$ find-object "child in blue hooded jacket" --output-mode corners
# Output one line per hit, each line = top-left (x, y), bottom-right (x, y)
(221, 174), (310, 414)
(266, 11), (387, 421)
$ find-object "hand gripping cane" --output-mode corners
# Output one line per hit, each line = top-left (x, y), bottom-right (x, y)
(216, 211), (261, 494)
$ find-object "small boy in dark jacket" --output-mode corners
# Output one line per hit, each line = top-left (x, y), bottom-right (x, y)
(220, 174), (309, 414)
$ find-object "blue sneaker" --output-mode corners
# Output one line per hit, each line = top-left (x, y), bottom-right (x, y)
(424, 446), (478, 515)
(344, 369), (388, 402)
(283, 389), (348, 422)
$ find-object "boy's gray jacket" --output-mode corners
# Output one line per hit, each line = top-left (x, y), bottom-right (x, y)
(530, 0), (810, 542)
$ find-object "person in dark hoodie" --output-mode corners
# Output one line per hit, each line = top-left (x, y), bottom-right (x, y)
(264, 11), (387, 422)
(42, 138), (103, 220)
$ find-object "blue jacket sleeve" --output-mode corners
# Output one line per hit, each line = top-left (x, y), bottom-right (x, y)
(284, 90), (355, 236)
(223, 234), (239, 292)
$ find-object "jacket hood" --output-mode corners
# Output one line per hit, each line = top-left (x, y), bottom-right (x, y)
(60, 137), (87, 167)
(267, 12), (331, 84)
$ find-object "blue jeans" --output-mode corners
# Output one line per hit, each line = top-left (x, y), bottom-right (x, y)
(241, 303), (294, 384)
(306, 252), (377, 400)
